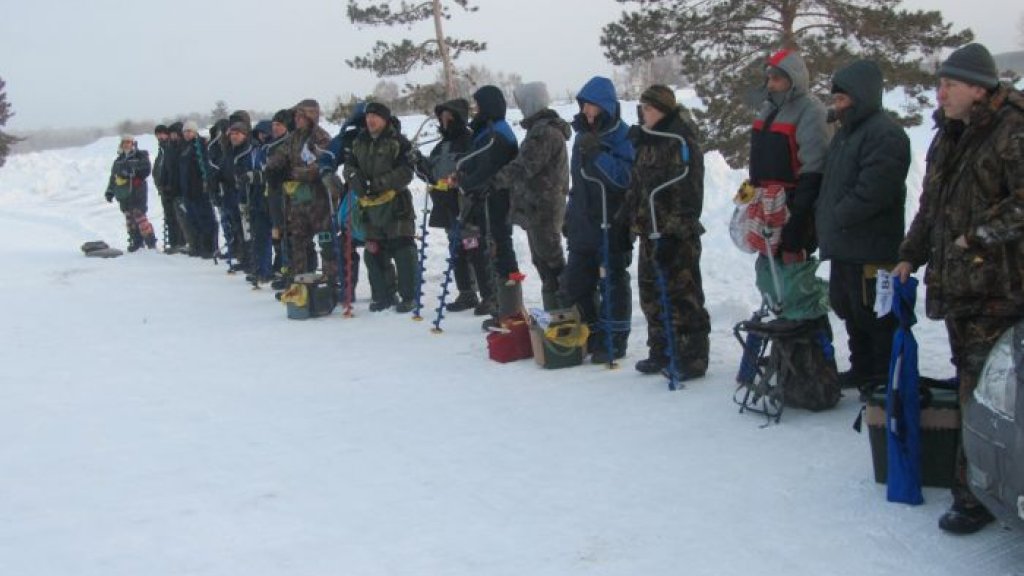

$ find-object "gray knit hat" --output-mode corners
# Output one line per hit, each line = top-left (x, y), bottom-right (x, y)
(938, 43), (999, 90)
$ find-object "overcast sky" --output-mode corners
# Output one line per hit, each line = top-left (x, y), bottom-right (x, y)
(1, 0), (1020, 130)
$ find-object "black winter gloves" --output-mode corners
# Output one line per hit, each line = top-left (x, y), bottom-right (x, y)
(104, 191), (114, 203)
(578, 132), (602, 164)
(779, 172), (822, 254)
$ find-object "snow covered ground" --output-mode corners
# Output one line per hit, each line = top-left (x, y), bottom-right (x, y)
(1, 98), (1023, 576)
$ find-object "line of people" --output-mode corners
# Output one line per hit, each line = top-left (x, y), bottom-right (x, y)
(104, 41), (1023, 535)
(105, 76), (713, 381)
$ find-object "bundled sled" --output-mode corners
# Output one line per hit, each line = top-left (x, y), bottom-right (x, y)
(80, 240), (123, 258)
(280, 273), (336, 320)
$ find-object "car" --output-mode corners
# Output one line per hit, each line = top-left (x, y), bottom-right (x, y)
(962, 321), (1024, 530)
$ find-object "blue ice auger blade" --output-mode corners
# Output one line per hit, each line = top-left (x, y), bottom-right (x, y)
(431, 218), (461, 333)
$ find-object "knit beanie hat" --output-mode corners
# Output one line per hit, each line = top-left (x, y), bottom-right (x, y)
(640, 84), (677, 114)
(272, 108), (292, 126)
(182, 120), (199, 134)
(228, 110), (251, 128)
(938, 43), (999, 90)
(365, 101), (392, 122)
(227, 121), (249, 135)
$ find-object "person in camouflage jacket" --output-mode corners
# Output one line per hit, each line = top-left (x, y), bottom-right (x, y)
(894, 43), (1024, 536)
(105, 135), (157, 251)
(266, 99), (336, 288)
(494, 81), (571, 311)
(623, 85), (710, 380)
(343, 102), (418, 313)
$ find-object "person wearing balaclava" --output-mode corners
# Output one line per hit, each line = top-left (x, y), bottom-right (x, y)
(816, 59), (910, 399)
(419, 97), (482, 313)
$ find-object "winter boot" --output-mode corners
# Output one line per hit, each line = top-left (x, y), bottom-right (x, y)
(938, 504), (995, 535)
(496, 277), (525, 318)
(635, 353), (667, 375)
(447, 292), (479, 312)
(589, 331), (627, 364)
(541, 290), (561, 312)
(369, 294), (396, 312)
(474, 297), (496, 317)
(270, 274), (292, 291)
(395, 299), (416, 313)
(127, 230), (143, 253)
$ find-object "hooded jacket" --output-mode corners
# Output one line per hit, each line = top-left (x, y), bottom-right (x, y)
(565, 76), (635, 253)
(459, 86), (518, 197)
(817, 60), (910, 264)
(493, 82), (571, 230)
(422, 98), (473, 229)
(319, 102), (368, 175)
(899, 84), (1024, 319)
(750, 50), (830, 254)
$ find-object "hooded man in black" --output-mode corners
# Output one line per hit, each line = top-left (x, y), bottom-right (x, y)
(817, 59), (910, 396)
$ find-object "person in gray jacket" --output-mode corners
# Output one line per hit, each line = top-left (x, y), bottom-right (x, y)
(494, 81), (571, 310)
(817, 59), (910, 396)
(749, 48), (830, 261)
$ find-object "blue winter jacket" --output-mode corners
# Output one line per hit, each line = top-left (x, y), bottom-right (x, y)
(565, 76), (635, 253)
(319, 103), (367, 174)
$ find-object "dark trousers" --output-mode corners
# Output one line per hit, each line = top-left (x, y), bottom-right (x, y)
(829, 261), (896, 379)
(561, 248), (632, 352)
(638, 235), (710, 369)
(159, 192), (185, 247)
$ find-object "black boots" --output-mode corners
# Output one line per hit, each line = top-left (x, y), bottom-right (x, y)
(938, 504), (995, 535)
(447, 292), (479, 312)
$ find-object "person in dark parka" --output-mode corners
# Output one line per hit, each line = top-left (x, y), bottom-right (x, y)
(457, 85), (521, 326)
(562, 76), (635, 363)
(105, 135), (157, 251)
(817, 59), (910, 395)
(418, 98), (484, 312)
(152, 125), (186, 253)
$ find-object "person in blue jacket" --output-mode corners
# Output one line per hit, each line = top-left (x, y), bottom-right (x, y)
(562, 76), (636, 363)
(456, 85), (521, 328)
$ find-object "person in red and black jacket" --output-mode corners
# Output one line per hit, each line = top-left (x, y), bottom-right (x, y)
(749, 48), (829, 261)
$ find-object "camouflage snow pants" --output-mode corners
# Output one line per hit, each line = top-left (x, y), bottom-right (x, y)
(637, 234), (711, 373)
(945, 315), (1019, 510)
(287, 191), (337, 283)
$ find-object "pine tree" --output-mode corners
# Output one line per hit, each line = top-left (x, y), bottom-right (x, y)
(346, 0), (486, 98)
(211, 100), (229, 122)
(0, 77), (18, 170)
(600, 0), (972, 167)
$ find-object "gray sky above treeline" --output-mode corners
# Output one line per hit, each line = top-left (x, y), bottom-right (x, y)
(1, 0), (1019, 130)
